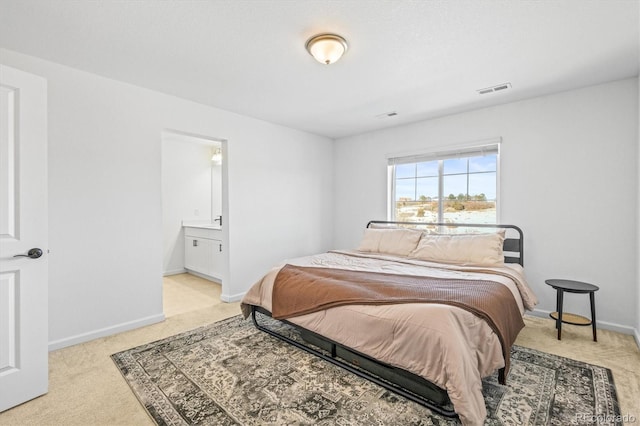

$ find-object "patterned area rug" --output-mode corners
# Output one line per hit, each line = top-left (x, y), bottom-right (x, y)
(112, 315), (621, 425)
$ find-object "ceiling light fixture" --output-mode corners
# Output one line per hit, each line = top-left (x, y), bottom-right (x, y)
(305, 33), (348, 65)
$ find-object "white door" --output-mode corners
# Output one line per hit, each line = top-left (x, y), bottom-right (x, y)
(0, 65), (48, 411)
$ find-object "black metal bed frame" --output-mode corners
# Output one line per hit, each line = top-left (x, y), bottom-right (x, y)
(248, 221), (525, 419)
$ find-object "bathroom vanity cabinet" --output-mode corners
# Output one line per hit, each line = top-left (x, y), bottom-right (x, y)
(184, 225), (223, 281)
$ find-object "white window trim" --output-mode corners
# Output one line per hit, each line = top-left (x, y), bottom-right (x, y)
(387, 138), (502, 223)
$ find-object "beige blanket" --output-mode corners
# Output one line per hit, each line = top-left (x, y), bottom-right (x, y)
(271, 264), (525, 381)
(241, 250), (538, 426)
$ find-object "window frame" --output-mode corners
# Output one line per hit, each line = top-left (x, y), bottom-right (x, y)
(387, 140), (501, 224)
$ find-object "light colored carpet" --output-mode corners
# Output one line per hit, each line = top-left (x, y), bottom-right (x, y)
(0, 274), (638, 425)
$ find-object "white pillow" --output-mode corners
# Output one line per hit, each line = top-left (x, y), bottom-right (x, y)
(409, 231), (505, 266)
(357, 228), (422, 256)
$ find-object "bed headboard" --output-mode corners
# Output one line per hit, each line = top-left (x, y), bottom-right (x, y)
(366, 221), (524, 267)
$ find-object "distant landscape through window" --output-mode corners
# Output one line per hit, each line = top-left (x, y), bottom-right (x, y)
(389, 145), (498, 224)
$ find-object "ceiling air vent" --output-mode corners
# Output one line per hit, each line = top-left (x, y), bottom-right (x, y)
(375, 111), (398, 119)
(477, 82), (512, 95)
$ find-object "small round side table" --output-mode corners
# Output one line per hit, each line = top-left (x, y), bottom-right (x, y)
(545, 279), (599, 342)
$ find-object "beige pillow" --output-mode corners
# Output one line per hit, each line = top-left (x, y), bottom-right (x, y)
(409, 231), (505, 266)
(368, 223), (400, 229)
(357, 228), (422, 256)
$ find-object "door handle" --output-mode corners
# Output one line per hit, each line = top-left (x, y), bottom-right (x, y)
(13, 248), (44, 259)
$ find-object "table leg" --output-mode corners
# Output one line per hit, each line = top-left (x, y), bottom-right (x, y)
(590, 292), (597, 342)
(555, 289), (560, 329)
(557, 290), (564, 340)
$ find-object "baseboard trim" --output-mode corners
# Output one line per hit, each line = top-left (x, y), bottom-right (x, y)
(48, 313), (165, 351)
(634, 328), (640, 350)
(527, 309), (638, 337)
(184, 269), (222, 284)
(163, 268), (187, 276)
(220, 291), (245, 303)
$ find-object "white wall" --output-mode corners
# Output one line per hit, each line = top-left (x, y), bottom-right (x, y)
(0, 48), (334, 349)
(224, 124), (335, 299)
(637, 75), (640, 347)
(161, 135), (219, 275)
(334, 78), (639, 333)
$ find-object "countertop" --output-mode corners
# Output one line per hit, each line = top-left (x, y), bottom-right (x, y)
(182, 220), (222, 230)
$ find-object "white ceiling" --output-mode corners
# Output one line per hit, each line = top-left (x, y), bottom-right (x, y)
(1, 0), (638, 139)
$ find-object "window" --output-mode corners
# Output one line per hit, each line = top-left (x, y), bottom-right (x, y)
(388, 143), (499, 224)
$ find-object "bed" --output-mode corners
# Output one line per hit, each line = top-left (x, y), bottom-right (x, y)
(241, 221), (538, 426)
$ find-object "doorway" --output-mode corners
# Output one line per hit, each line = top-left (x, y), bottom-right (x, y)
(160, 129), (225, 316)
